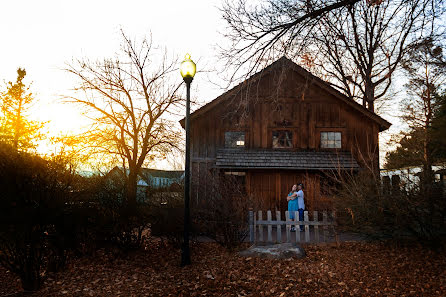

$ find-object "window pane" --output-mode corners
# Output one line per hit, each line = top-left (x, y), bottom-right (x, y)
(321, 132), (342, 148)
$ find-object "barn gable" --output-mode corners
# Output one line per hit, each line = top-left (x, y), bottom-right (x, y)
(182, 57), (390, 132)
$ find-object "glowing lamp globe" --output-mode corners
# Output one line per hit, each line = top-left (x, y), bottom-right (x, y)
(180, 54), (196, 81)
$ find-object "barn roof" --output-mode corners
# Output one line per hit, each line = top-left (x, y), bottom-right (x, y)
(215, 149), (360, 170)
(181, 56), (391, 132)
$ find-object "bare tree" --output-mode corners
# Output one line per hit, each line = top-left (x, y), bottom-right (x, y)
(311, 0), (442, 111)
(221, 0), (443, 111)
(66, 32), (183, 206)
(220, 0), (361, 80)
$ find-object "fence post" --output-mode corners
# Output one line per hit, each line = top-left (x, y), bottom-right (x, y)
(285, 211), (290, 243)
(391, 175), (401, 196)
(294, 211), (300, 243)
(249, 208), (254, 243)
(267, 210), (273, 243)
(314, 211), (319, 243)
(276, 211), (281, 243)
(304, 211), (310, 243)
(258, 211), (263, 242)
(332, 210), (339, 246)
(323, 211), (328, 242)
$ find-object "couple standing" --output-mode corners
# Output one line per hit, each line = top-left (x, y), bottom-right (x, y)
(287, 183), (305, 232)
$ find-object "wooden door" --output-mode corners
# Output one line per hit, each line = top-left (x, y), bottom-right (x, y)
(249, 171), (276, 210)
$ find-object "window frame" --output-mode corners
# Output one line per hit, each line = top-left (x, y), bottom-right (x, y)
(224, 131), (246, 148)
(271, 129), (294, 149)
(320, 131), (342, 149)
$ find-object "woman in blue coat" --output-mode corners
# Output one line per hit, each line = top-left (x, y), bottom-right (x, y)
(287, 184), (299, 231)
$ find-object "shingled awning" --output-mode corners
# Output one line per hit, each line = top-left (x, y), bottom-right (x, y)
(215, 149), (360, 170)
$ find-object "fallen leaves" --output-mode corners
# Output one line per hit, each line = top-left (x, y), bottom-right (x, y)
(0, 241), (445, 296)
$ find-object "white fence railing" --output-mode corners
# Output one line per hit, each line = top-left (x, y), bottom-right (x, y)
(249, 210), (336, 243)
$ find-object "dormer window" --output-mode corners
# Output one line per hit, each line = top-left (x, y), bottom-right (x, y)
(225, 131), (245, 148)
(321, 132), (341, 148)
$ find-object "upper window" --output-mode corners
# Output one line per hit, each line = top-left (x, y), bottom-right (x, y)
(225, 132), (245, 148)
(272, 130), (293, 148)
(321, 132), (341, 148)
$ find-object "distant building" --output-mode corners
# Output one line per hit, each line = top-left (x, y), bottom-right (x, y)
(105, 166), (184, 202)
(380, 164), (446, 189)
(139, 168), (184, 189)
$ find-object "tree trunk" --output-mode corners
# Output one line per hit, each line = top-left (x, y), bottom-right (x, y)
(127, 168), (138, 206)
(364, 79), (375, 112)
(13, 98), (23, 150)
(19, 256), (42, 292)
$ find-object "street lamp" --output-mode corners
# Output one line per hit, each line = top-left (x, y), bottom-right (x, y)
(180, 54), (196, 266)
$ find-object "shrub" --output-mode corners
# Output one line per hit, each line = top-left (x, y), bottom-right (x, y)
(0, 142), (157, 291)
(0, 143), (72, 291)
(193, 172), (253, 249)
(146, 190), (187, 249)
(65, 180), (152, 256)
(334, 170), (446, 247)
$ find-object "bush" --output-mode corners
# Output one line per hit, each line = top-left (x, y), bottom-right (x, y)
(0, 143), (72, 291)
(63, 179), (152, 256)
(193, 173), (253, 249)
(334, 170), (446, 247)
(0, 142), (160, 291)
(146, 190), (187, 249)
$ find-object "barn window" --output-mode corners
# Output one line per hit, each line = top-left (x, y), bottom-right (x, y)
(321, 132), (341, 148)
(225, 131), (245, 147)
(272, 130), (293, 148)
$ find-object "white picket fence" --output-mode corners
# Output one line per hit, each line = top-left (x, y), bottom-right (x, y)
(248, 210), (336, 243)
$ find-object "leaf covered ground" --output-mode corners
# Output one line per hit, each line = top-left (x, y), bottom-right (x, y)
(1, 241), (445, 296)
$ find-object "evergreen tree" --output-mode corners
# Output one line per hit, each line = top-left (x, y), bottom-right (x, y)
(385, 38), (446, 176)
(431, 91), (446, 160)
(0, 68), (44, 151)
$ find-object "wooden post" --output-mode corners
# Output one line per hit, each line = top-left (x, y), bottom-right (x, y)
(267, 210), (273, 243)
(304, 211), (310, 243)
(254, 210), (257, 243)
(332, 210), (339, 246)
(314, 211), (319, 243)
(285, 211), (290, 243)
(249, 209), (254, 243)
(276, 211), (281, 243)
(258, 211), (263, 242)
(295, 211), (300, 243)
(323, 211), (328, 242)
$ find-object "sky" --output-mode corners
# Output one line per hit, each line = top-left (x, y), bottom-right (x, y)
(0, 0), (226, 132)
(0, 0), (402, 169)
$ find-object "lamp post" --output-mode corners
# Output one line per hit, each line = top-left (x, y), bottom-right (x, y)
(180, 54), (196, 266)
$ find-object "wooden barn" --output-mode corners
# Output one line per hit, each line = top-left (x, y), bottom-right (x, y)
(181, 57), (391, 211)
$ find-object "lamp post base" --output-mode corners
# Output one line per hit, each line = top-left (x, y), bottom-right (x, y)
(180, 243), (191, 266)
